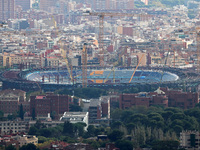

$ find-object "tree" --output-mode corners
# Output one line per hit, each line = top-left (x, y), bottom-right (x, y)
(74, 122), (86, 137)
(87, 125), (95, 137)
(34, 120), (46, 129)
(38, 136), (47, 143)
(0, 110), (5, 121)
(32, 108), (36, 120)
(126, 123), (135, 133)
(151, 140), (179, 150)
(63, 121), (74, 136)
(5, 145), (16, 150)
(28, 126), (38, 135)
(19, 104), (24, 120)
(40, 128), (52, 137)
(69, 104), (82, 112)
(19, 143), (38, 150)
(115, 140), (133, 150)
(108, 129), (124, 142)
(111, 121), (123, 129)
(50, 111), (56, 120)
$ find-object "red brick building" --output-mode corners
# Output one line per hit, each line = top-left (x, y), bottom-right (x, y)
(119, 88), (198, 109)
(120, 93), (151, 109)
(0, 89), (26, 116)
(161, 87), (199, 109)
(30, 93), (71, 118)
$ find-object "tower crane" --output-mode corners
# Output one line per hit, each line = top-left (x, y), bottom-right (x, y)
(82, 43), (87, 88)
(129, 54), (145, 83)
(52, 15), (73, 83)
(86, 11), (152, 66)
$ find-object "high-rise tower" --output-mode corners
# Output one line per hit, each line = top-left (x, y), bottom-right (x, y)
(0, 0), (14, 21)
(15, 0), (31, 11)
(39, 0), (57, 11)
(127, 0), (134, 9)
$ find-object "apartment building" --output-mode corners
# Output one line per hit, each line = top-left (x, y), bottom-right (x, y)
(180, 131), (200, 150)
(0, 89), (26, 115)
(0, 121), (27, 135)
(120, 88), (198, 109)
(0, 0), (15, 21)
(88, 99), (101, 124)
(30, 93), (71, 118)
(3, 53), (45, 68)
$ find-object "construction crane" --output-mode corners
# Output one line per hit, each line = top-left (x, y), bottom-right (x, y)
(82, 43), (87, 88)
(52, 15), (73, 83)
(196, 27), (200, 72)
(160, 50), (170, 85)
(129, 54), (145, 83)
(86, 11), (152, 66)
(104, 67), (115, 83)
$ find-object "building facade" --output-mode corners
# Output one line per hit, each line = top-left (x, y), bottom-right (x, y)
(60, 112), (89, 130)
(30, 93), (71, 118)
(161, 87), (199, 109)
(17, 135), (38, 146)
(119, 88), (198, 109)
(0, 89), (26, 116)
(180, 131), (200, 150)
(88, 99), (101, 124)
(15, 0), (30, 11)
(0, 121), (27, 135)
(0, 0), (15, 21)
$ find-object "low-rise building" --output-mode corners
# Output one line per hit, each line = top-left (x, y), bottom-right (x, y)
(17, 135), (38, 146)
(0, 137), (19, 149)
(180, 131), (200, 150)
(60, 112), (89, 130)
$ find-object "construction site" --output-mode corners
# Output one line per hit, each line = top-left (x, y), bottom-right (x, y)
(1, 8), (200, 92)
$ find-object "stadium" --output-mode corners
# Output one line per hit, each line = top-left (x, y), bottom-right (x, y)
(0, 68), (183, 92)
(24, 69), (179, 84)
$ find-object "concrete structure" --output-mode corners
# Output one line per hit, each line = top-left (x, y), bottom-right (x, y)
(100, 96), (110, 118)
(0, 0), (15, 21)
(29, 120), (64, 128)
(88, 97), (111, 126)
(180, 131), (200, 150)
(88, 99), (101, 124)
(60, 112), (89, 130)
(17, 135), (38, 146)
(25, 69), (179, 84)
(0, 121), (27, 135)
